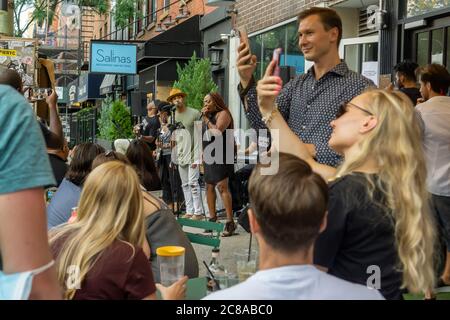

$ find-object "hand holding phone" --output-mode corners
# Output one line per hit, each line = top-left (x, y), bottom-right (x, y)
(272, 48), (282, 77)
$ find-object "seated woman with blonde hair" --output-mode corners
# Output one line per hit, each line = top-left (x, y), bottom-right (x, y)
(49, 161), (187, 300)
(256, 60), (438, 299)
(91, 151), (199, 283)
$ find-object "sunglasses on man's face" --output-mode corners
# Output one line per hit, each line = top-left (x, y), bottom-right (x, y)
(336, 102), (374, 119)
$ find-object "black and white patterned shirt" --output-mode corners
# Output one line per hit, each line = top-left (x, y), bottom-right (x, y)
(243, 61), (374, 167)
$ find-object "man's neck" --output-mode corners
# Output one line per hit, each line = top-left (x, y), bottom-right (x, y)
(147, 113), (156, 118)
(313, 51), (341, 80)
(401, 81), (417, 89)
(257, 237), (313, 271)
(429, 91), (445, 99)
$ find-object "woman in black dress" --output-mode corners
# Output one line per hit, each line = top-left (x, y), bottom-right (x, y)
(201, 93), (236, 236)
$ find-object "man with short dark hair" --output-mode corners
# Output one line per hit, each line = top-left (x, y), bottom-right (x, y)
(204, 153), (383, 300)
(237, 7), (373, 167)
(134, 99), (161, 151)
(390, 60), (421, 105)
(416, 64), (450, 287)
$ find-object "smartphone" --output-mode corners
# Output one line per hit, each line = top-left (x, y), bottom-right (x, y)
(239, 26), (249, 47)
(272, 48), (282, 77)
(239, 26), (252, 64)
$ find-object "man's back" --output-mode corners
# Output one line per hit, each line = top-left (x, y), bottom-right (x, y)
(204, 265), (384, 300)
(416, 96), (450, 196)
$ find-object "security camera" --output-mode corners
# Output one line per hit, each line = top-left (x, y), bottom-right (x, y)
(220, 34), (229, 42)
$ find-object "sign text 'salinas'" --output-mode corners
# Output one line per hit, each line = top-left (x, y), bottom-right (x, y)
(90, 42), (137, 75)
(96, 49), (132, 64)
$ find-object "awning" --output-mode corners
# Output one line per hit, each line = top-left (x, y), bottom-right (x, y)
(137, 15), (202, 71)
(77, 73), (105, 103)
(100, 74), (117, 95)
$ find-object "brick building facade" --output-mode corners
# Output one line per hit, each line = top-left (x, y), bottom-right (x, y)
(235, 0), (335, 33)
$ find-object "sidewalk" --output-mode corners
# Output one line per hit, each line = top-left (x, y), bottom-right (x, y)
(190, 223), (259, 277)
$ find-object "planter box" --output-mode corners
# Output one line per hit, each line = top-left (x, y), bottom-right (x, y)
(96, 138), (113, 151)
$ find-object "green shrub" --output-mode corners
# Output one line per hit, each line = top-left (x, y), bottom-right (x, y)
(97, 97), (133, 140)
(173, 52), (218, 110)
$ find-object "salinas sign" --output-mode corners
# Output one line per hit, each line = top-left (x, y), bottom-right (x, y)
(90, 42), (137, 75)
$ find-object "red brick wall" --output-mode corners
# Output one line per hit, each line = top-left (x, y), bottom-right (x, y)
(236, 0), (327, 34)
(138, 0), (216, 41)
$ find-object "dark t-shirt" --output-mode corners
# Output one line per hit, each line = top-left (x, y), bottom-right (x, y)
(52, 238), (156, 300)
(400, 87), (421, 106)
(313, 173), (403, 300)
(142, 116), (160, 151)
(48, 154), (68, 187)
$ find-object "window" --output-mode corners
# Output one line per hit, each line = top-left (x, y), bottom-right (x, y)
(147, 0), (157, 25)
(417, 31), (430, 66)
(137, 2), (143, 33)
(164, 0), (170, 12)
(128, 17), (134, 40)
(416, 27), (450, 69)
(431, 28), (444, 64)
(99, 27), (103, 40)
(249, 21), (304, 80)
(104, 22), (108, 39)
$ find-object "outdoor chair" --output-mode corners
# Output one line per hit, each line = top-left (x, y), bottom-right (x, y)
(177, 217), (224, 249)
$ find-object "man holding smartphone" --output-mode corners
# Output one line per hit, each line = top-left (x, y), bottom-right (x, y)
(237, 7), (374, 167)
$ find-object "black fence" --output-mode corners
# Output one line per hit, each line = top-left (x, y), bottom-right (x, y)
(69, 108), (97, 147)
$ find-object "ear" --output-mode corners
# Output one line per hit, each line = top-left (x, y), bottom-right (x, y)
(426, 82), (433, 93)
(329, 26), (339, 44)
(248, 208), (260, 234)
(319, 212), (328, 234)
(359, 115), (378, 134)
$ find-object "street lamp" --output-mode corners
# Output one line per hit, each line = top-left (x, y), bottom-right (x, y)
(209, 46), (224, 66)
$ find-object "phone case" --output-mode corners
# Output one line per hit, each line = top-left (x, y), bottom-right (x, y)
(272, 48), (282, 77)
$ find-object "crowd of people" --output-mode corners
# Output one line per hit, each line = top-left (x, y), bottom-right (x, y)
(0, 6), (449, 300)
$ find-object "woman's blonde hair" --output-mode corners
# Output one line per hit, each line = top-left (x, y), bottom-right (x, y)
(336, 89), (437, 294)
(49, 161), (145, 299)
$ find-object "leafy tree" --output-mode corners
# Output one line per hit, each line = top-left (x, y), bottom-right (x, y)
(12, 0), (140, 37)
(113, 0), (143, 29)
(97, 96), (133, 140)
(406, 0), (450, 17)
(173, 52), (219, 110)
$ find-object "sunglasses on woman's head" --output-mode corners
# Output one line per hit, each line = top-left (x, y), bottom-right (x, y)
(105, 150), (118, 159)
(336, 101), (374, 118)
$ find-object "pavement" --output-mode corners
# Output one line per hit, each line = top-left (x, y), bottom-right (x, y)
(188, 219), (259, 277)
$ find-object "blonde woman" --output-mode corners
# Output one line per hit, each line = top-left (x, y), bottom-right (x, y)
(256, 60), (437, 299)
(49, 161), (187, 300)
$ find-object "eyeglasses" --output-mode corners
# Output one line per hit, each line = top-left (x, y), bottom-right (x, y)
(336, 101), (374, 118)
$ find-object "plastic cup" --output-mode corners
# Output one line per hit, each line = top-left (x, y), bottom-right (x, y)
(226, 273), (239, 288)
(235, 249), (257, 282)
(156, 246), (185, 287)
(214, 273), (229, 291)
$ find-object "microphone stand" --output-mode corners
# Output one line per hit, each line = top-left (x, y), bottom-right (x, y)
(168, 106), (184, 216)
